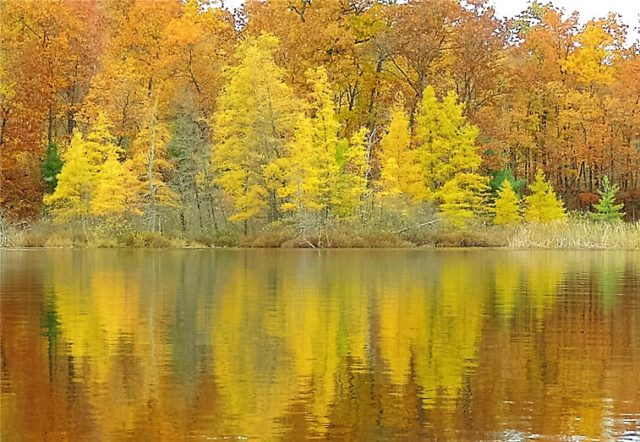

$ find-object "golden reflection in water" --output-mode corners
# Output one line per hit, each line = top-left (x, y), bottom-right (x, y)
(1, 250), (639, 440)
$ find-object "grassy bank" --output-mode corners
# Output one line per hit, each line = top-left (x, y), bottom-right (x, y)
(508, 219), (640, 249)
(1, 218), (638, 250)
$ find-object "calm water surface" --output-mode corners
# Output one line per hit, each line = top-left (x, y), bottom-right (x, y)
(1, 249), (639, 440)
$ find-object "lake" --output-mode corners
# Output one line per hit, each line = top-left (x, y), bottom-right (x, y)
(1, 249), (639, 440)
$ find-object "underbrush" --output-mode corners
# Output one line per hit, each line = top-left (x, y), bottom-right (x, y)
(2, 217), (638, 250)
(424, 229), (509, 248)
(3, 223), (88, 248)
(119, 231), (175, 248)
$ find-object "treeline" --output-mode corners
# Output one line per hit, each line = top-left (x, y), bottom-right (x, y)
(1, 0), (639, 237)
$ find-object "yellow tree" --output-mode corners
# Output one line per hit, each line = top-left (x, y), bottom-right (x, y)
(494, 179), (522, 225)
(439, 173), (489, 227)
(524, 169), (566, 223)
(285, 68), (340, 217)
(332, 128), (369, 218)
(563, 18), (618, 90)
(285, 68), (368, 221)
(378, 102), (425, 200)
(414, 86), (483, 199)
(91, 155), (141, 219)
(212, 34), (300, 228)
(411, 86), (488, 224)
(44, 115), (121, 225)
(283, 115), (322, 215)
(43, 132), (95, 224)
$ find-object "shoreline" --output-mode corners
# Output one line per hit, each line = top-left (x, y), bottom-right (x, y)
(2, 219), (639, 251)
(2, 246), (639, 251)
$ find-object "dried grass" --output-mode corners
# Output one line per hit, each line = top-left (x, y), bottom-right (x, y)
(508, 220), (640, 249)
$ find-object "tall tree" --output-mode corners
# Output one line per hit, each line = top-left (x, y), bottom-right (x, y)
(285, 68), (369, 221)
(212, 34), (300, 227)
(383, 0), (461, 123)
(377, 102), (425, 200)
(44, 115), (122, 225)
(414, 86), (484, 201)
(131, 101), (176, 233)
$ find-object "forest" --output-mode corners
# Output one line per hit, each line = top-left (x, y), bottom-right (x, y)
(1, 0), (639, 247)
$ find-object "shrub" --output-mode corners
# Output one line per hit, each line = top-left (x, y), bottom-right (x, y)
(120, 231), (173, 248)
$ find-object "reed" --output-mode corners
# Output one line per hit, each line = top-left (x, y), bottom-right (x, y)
(508, 219), (640, 249)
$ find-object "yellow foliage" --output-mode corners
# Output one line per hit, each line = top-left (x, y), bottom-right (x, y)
(286, 68), (368, 220)
(43, 132), (95, 223)
(91, 155), (142, 217)
(44, 115), (126, 223)
(563, 20), (616, 87)
(212, 34), (300, 222)
(414, 87), (482, 198)
(439, 173), (489, 227)
(524, 169), (566, 223)
(494, 179), (522, 225)
(378, 103), (426, 200)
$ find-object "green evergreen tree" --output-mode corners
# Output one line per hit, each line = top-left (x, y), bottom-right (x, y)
(590, 176), (624, 222)
(42, 142), (63, 193)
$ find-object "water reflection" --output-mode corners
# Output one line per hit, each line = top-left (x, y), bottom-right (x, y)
(1, 249), (639, 440)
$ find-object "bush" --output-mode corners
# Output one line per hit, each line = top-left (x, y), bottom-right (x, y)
(246, 229), (294, 248)
(119, 231), (173, 248)
(427, 229), (508, 248)
(10, 223), (87, 248)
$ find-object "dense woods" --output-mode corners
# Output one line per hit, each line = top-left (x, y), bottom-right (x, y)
(1, 0), (639, 241)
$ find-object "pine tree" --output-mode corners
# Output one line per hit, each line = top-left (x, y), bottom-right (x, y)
(44, 115), (126, 225)
(41, 142), (63, 193)
(414, 87), (482, 200)
(92, 155), (141, 218)
(43, 132), (95, 223)
(439, 173), (489, 227)
(285, 67), (340, 217)
(285, 68), (368, 220)
(494, 179), (522, 225)
(524, 169), (566, 223)
(282, 114), (321, 214)
(332, 128), (369, 218)
(489, 169), (525, 197)
(378, 103), (425, 200)
(212, 34), (300, 224)
(590, 176), (624, 222)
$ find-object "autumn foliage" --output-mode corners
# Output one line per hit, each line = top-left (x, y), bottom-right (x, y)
(1, 0), (638, 232)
